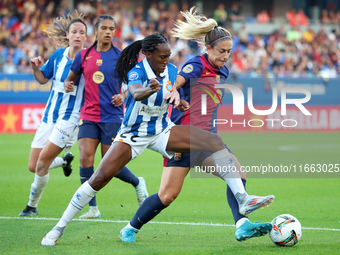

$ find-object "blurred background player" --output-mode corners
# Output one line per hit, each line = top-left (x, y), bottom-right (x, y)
(19, 12), (87, 216)
(63, 14), (148, 219)
(119, 8), (273, 242)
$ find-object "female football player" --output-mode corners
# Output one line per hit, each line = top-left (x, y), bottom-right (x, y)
(63, 14), (148, 219)
(19, 12), (87, 216)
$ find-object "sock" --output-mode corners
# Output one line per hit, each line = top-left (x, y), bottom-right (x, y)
(56, 181), (97, 228)
(212, 149), (247, 203)
(227, 179), (248, 224)
(28, 173), (49, 208)
(49, 157), (64, 169)
(130, 193), (167, 230)
(115, 166), (139, 187)
(80, 166), (97, 206)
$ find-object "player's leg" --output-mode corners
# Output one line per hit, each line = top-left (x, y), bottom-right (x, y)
(120, 166), (189, 242)
(28, 148), (42, 173)
(166, 125), (274, 216)
(101, 123), (148, 206)
(203, 154), (272, 241)
(42, 141), (133, 246)
(77, 120), (101, 218)
(20, 122), (76, 216)
(78, 137), (100, 218)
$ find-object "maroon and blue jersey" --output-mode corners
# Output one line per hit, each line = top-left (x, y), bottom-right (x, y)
(171, 54), (229, 133)
(71, 46), (123, 123)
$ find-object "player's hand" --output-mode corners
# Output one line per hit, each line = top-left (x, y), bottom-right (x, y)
(164, 89), (180, 107)
(30, 56), (44, 71)
(111, 93), (124, 107)
(176, 100), (190, 112)
(64, 81), (74, 93)
(149, 78), (162, 93)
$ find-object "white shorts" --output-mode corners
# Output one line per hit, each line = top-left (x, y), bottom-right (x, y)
(31, 120), (78, 151)
(114, 122), (175, 160)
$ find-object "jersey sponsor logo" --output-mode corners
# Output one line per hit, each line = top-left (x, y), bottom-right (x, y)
(96, 59), (103, 66)
(86, 56), (92, 59)
(93, 71), (105, 84)
(206, 72), (211, 75)
(129, 71), (139, 80)
(166, 80), (173, 92)
(174, 152), (181, 161)
(139, 103), (168, 117)
(182, 64), (194, 73)
(216, 75), (220, 83)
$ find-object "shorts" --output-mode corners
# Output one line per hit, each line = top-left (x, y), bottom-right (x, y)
(163, 144), (233, 168)
(114, 122), (175, 160)
(78, 119), (121, 145)
(31, 120), (78, 151)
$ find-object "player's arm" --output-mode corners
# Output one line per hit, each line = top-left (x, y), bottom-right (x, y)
(30, 56), (49, 84)
(64, 71), (79, 93)
(111, 90), (128, 107)
(129, 78), (162, 101)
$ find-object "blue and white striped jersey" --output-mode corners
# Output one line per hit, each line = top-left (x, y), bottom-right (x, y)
(120, 58), (178, 136)
(40, 47), (85, 125)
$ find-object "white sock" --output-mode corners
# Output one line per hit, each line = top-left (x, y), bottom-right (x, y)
(212, 149), (247, 202)
(236, 218), (249, 228)
(28, 173), (49, 208)
(49, 157), (65, 169)
(56, 181), (97, 228)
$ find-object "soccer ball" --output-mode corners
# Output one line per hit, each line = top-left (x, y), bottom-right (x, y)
(269, 214), (302, 247)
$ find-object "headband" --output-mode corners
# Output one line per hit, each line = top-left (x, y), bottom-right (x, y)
(210, 36), (232, 45)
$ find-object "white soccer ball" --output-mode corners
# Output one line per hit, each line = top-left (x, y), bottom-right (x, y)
(269, 214), (302, 247)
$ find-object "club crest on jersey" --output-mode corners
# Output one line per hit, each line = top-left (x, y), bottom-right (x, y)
(93, 71), (105, 84)
(166, 80), (173, 91)
(174, 153), (181, 161)
(129, 71), (139, 80)
(96, 59), (103, 66)
(183, 64), (193, 73)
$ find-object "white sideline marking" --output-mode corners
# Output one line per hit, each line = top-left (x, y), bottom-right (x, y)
(0, 216), (339, 232)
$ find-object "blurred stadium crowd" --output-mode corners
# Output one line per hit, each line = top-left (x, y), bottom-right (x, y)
(0, 0), (339, 78)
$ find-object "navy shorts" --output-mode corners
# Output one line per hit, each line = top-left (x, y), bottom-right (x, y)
(164, 144), (233, 168)
(78, 119), (121, 145)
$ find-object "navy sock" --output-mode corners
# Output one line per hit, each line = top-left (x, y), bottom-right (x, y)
(115, 166), (139, 187)
(130, 193), (167, 229)
(227, 179), (248, 224)
(80, 166), (97, 207)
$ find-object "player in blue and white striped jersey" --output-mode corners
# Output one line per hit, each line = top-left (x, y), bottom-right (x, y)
(42, 33), (273, 246)
(120, 56), (178, 137)
(19, 13), (87, 217)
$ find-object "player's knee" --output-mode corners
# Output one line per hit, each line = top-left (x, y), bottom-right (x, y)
(79, 153), (94, 167)
(88, 170), (114, 191)
(28, 163), (36, 173)
(207, 133), (225, 151)
(159, 192), (179, 206)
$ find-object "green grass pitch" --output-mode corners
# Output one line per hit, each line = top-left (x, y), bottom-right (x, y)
(0, 132), (339, 254)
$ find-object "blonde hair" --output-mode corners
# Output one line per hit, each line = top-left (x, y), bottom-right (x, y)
(172, 7), (231, 47)
(44, 10), (86, 48)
